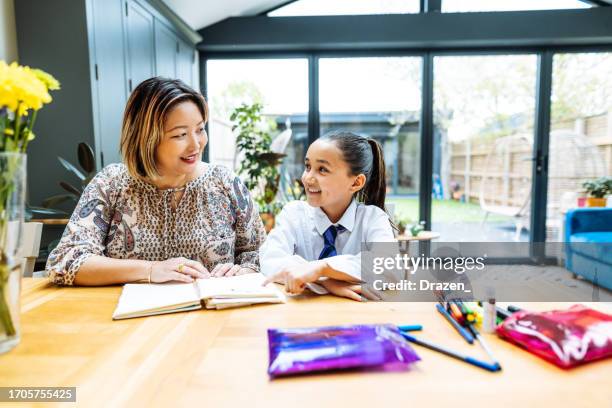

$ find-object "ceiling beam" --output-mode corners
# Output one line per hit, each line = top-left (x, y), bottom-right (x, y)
(198, 8), (612, 52)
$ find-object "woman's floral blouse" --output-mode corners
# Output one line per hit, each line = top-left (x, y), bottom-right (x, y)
(46, 163), (265, 285)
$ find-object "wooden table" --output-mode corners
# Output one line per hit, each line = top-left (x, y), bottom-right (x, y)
(397, 231), (441, 241)
(397, 231), (441, 253)
(1, 279), (611, 408)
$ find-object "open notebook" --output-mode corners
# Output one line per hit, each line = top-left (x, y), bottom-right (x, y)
(112, 273), (285, 320)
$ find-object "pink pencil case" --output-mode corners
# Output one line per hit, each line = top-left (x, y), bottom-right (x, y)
(497, 304), (612, 369)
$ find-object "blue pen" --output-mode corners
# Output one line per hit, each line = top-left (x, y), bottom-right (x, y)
(397, 324), (423, 332)
(436, 304), (474, 344)
(467, 324), (502, 369)
(401, 333), (501, 373)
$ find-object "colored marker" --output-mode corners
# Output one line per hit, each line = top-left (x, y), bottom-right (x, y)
(436, 304), (474, 344)
(401, 332), (501, 373)
(507, 305), (523, 313)
(448, 302), (464, 323)
(496, 307), (512, 321)
(460, 301), (474, 315)
(397, 324), (423, 332)
(465, 302), (483, 325)
(455, 300), (476, 324)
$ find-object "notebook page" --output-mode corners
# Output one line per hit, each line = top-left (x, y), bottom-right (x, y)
(113, 282), (201, 319)
(196, 273), (280, 299)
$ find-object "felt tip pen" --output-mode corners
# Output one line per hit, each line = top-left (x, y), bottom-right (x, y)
(436, 304), (474, 344)
(448, 302), (464, 323)
(401, 332), (501, 373)
(456, 300), (476, 323)
(397, 324), (423, 332)
(507, 305), (523, 313)
(460, 301), (474, 315)
(496, 307), (512, 321)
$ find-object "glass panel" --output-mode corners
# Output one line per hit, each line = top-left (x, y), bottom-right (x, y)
(206, 59), (309, 207)
(269, 0), (419, 16)
(443, 0), (590, 13)
(548, 53), (612, 242)
(319, 57), (422, 224)
(433, 55), (538, 244)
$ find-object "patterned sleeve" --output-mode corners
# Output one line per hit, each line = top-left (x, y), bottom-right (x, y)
(46, 165), (121, 286)
(220, 167), (266, 272)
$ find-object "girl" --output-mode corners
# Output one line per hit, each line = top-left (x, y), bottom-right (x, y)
(260, 131), (395, 301)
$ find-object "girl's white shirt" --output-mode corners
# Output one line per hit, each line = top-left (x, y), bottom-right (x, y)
(260, 199), (395, 294)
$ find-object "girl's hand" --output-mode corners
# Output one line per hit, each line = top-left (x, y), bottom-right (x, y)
(211, 263), (256, 277)
(150, 257), (209, 283)
(262, 261), (326, 295)
(319, 279), (381, 302)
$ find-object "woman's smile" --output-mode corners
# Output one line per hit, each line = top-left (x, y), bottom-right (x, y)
(180, 153), (198, 164)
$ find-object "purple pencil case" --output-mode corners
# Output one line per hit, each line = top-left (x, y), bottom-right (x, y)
(267, 324), (420, 378)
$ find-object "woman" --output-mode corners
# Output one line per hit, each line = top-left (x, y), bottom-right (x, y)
(47, 77), (265, 286)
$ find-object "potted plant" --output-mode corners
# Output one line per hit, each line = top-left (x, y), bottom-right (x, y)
(409, 220), (426, 237)
(394, 214), (412, 237)
(0, 61), (60, 353)
(230, 103), (285, 232)
(582, 177), (609, 207)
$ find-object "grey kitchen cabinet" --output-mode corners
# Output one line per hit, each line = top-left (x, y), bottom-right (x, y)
(154, 19), (178, 79)
(88, 0), (128, 174)
(177, 37), (195, 86)
(15, 0), (201, 209)
(127, 0), (156, 92)
(155, 19), (196, 84)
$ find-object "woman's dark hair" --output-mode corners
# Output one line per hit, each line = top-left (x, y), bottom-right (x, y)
(324, 130), (387, 212)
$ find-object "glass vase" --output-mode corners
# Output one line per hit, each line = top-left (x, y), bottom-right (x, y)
(0, 153), (26, 354)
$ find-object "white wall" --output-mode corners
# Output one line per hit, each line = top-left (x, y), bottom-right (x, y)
(0, 0), (17, 62)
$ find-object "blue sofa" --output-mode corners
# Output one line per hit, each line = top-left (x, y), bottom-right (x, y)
(565, 208), (612, 290)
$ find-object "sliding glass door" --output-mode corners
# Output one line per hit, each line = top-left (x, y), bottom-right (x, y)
(547, 52), (612, 241)
(318, 56), (422, 222)
(432, 55), (538, 243)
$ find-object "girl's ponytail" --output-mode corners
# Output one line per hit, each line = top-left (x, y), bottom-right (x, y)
(362, 138), (387, 212)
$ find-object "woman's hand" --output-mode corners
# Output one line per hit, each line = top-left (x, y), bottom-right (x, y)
(150, 257), (209, 283)
(211, 263), (256, 277)
(262, 261), (326, 295)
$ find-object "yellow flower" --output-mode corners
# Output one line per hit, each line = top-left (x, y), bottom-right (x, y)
(0, 61), (59, 115)
(1, 61), (59, 152)
(32, 68), (60, 91)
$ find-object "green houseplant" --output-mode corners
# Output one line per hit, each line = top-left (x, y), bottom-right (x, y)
(583, 177), (610, 207)
(394, 212), (426, 237)
(230, 103), (285, 232)
(394, 214), (412, 236)
(0, 61), (60, 353)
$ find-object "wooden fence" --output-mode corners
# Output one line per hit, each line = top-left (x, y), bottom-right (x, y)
(448, 112), (612, 209)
